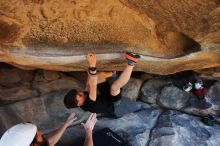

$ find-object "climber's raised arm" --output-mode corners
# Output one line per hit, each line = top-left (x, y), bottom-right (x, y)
(86, 53), (98, 101)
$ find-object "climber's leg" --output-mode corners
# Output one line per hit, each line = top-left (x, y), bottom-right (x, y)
(97, 71), (116, 84)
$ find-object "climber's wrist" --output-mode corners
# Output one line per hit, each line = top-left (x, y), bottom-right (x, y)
(88, 67), (97, 76)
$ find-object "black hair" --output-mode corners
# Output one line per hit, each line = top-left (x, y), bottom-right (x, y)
(30, 133), (49, 146)
(64, 89), (78, 109)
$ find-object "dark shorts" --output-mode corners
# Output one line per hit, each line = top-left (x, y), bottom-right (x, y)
(97, 81), (122, 105)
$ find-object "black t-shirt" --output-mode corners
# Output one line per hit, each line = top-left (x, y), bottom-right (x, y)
(81, 82), (115, 114)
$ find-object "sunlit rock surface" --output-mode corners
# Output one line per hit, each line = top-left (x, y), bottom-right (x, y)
(0, 0), (220, 75)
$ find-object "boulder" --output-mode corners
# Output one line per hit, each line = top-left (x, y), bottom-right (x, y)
(158, 85), (194, 109)
(149, 110), (220, 146)
(0, 86), (39, 102)
(43, 70), (61, 81)
(0, 65), (220, 146)
(0, 0), (220, 75)
(0, 90), (89, 135)
(0, 68), (21, 87)
(122, 78), (143, 101)
(0, 67), (37, 104)
(205, 81), (220, 110)
(0, 67), (34, 87)
(97, 107), (162, 146)
(140, 79), (171, 104)
(58, 107), (220, 146)
(140, 78), (220, 122)
(33, 70), (84, 94)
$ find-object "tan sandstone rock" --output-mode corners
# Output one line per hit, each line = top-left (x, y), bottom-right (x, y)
(0, 0), (220, 75)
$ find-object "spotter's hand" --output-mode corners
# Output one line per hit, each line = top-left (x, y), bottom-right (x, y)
(65, 113), (77, 127)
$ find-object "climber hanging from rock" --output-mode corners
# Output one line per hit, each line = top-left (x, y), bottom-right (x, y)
(64, 52), (140, 117)
(0, 113), (97, 146)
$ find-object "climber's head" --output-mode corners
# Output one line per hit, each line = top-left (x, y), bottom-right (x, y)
(64, 89), (87, 108)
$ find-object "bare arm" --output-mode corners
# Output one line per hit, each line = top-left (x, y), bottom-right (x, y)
(88, 74), (97, 101)
(82, 113), (97, 146)
(47, 124), (68, 146)
(47, 113), (77, 146)
(84, 130), (93, 146)
(85, 74), (90, 92)
(87, 53), (97, 101)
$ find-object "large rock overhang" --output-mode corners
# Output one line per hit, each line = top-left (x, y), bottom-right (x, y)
(0, 0), (220, 74)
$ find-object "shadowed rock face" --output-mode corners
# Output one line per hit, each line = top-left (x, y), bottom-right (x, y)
(0, 0), (220, 74)
(0, 67), (220, 146)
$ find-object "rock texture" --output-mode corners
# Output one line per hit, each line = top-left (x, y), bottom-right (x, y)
(140, 76), (220, 124)
(0, 0), (220, 75)
(205, 81), (220, 110)
(0, 67), (220, 146)
(158, 85), (193, 109)
(149, 110), (220, 146)
(0, 67), (37, 104)
(121, 78), (143, 101)
(140, 79), (171, 104)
